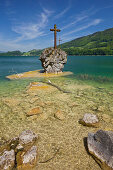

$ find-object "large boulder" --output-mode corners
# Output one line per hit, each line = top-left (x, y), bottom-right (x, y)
(39, 48), (67, 73)
(87, 130), (113, 170)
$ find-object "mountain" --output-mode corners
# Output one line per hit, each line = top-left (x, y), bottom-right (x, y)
(0, 49), (43, 56)
(59, 28), (113, 55)
(23, 49), (43, 56)
(0, 27), (113, 56)
(0, 50), (24, 56)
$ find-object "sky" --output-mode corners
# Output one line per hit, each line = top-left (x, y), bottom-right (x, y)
(0, 0), (113, 52)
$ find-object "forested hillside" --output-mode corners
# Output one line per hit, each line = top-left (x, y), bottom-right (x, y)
(59, 28), (113, 55)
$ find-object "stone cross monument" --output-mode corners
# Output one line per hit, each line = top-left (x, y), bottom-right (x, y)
(50, 24), (61, 49)
(39, 24), (67, 73)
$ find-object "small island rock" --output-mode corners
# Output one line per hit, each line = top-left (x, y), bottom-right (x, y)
(39, 48), (67, 73)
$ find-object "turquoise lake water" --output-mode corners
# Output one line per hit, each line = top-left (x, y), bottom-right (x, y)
(0, 55), (113, 80)
(0, 55), (113, 96)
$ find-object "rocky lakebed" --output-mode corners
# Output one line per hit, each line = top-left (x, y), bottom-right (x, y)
(0, 76), (113, 170)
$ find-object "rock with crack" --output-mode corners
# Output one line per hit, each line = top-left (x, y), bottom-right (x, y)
(39, 47), (67, 73)
(0, 149), (15, 170)
(0, 130), (38, 170)
(87, 130), (113, 170)
(16, 145), (38, 170)
(16, 130), (38, 170)
(79, 113), (99, 127)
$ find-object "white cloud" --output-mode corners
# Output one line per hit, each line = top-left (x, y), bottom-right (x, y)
(61, 7), (99, 31)
(61, 15), (88, 30)
(43, 8), (54, 16)
(0, 7), (53, 51)
(12, 8), (52, 42)
(62, 19), (102, 37)
(54, 7), (70, 19)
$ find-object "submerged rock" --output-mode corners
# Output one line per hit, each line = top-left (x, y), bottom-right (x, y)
(27, 107), (42, 116)
(16, 145), (38, 170)
(0, 149), (15, 170)
(87, 130), (113, 170)
(17, 130), (38, 169)
(79, 113), (99, 127)
(39, 48), (67, 73)
(54, 110), (65, 120)
(19, 130), (37, 149)
(0, 130), (38, 170)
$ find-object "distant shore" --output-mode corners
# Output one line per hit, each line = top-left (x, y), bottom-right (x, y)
(0, 54), (113, 57)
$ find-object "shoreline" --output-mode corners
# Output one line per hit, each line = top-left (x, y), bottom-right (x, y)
(0, 55), (113, 57)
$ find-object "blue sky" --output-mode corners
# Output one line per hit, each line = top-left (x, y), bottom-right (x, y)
(0, 0), (113, 52)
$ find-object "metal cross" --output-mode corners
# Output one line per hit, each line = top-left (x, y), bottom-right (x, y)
(59, 38), (62, 46)
(50, 24), (61, 49)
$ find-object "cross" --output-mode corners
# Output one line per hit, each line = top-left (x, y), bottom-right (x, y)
(50, 24), (61, 49)
(59, 38), (62, 46)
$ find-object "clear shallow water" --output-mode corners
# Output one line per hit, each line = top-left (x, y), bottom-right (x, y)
(0, 55), (113, 96)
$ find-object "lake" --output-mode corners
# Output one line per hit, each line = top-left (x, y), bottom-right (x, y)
(1, 55), (113, 170)
(0, 55), (113, 80)
(0, 55), (113, 96)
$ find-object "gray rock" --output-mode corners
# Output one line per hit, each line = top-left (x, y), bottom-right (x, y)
(19, 130), (37, 146)
(23, 145), (37, 164)
(79, 113), (99, 127)
(0, 149), (15, 170)
(39, 48), (67, 73)
(0, 130), (38, 170)
(87, 130), (113, 170)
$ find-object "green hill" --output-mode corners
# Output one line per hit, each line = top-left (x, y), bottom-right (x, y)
(23, 49), (43, 56)
(59, 28), (113, 55)
(0, 49), (43, 56)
